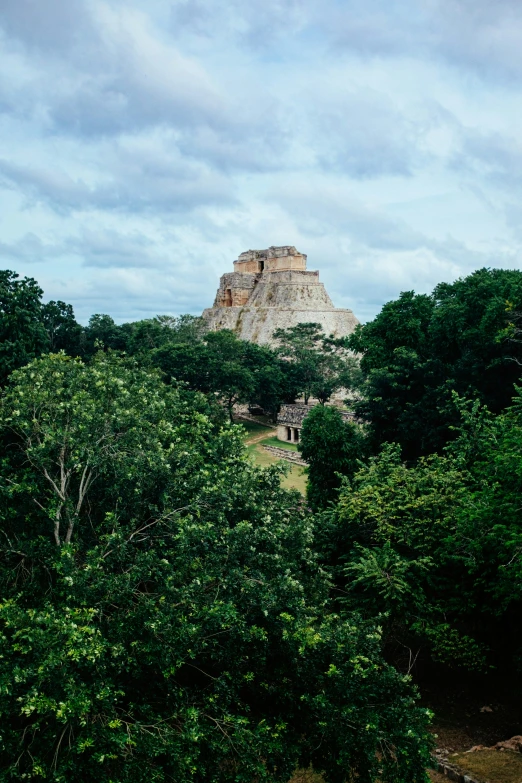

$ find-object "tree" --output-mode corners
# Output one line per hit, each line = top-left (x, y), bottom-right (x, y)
(0, 353), (431, 782)
(41, 300), (84, 355)
(122, 315), (206, 359)
(0, 269), (49, 385)
(274, 323), (359, 405)
(154, 330), (255, 420)
(319, 393), (522, 677)
(350, 269), (522, 459)
(204, 331), (257, 420)
(154, 330), (289, 421)
(310, 336), (361, 405)
(274, 323), (326, 404)
(299, 406), (367, 510)
(83, 314), (127, 355)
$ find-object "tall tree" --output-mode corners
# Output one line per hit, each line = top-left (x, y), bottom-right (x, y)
(319, 393), (522, 677)
(122, 314), (206, 358)
(41, 300), (84, 355)
(154, 330), (290, 421)
(0, 269), (49, 385)
(83, 313), (127, 355)
(299, 405), (367, 510)
(274, 323), (325, 404)
(350, 269), (522, 459)
(274, 323), (358, 404)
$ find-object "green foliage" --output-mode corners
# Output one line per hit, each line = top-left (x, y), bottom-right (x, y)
(322, 393), (522, 674)
(41, 300), (83, 355)
(0, 353), (431, 782)
(350, 269), (522, 458)
(83, 314), (127, 355)
(154, 329), (290, 421)
(299, 406), (367, 510)
(76, 313), (207, 362)
(123, 315), (207, 359)
(274, 323), (360, 405)
(0, 270), (49, 385)
(345, 542), (432, 617)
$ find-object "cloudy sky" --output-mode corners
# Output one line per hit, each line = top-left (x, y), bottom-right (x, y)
(1, 0), (522, 323)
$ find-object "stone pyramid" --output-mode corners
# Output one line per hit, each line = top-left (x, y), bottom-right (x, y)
(202, 246), (359, 345)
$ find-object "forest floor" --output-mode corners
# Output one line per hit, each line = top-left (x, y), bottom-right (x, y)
(236, 416), (307, 495)
(423, 679), (522, 782)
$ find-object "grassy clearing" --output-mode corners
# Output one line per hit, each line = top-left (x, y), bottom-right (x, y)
(248, 443), (308, 495)
(236, 415), (307, 494)
(289, 766), (466, 783)
(448, 750), (522, 783)
(428, 771), (448, 782)
(242, 427), (308, 495)
(291, 757), (522, 783)
(235, 418), (274, 438)
(262, 435), (299, 452)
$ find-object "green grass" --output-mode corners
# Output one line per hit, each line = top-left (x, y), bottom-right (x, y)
(289, 769), (325, 783)
(280, 462), (308, 495)
(237, 417), (307, 495)
(246, 441), (307, 495)
(449, 750), (522, 783)
(262, 436), (299, 452)
(234, 418), (274, 436)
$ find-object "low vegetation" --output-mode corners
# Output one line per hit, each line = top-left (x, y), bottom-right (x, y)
(449, 750), (522, 783)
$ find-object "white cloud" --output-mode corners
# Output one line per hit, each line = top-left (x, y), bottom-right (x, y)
(1, 0), (522, 324)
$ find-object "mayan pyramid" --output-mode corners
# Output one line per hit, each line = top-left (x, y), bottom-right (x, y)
(202, 245), (359, 345)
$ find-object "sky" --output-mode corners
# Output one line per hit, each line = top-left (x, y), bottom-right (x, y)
(1, 0), (522, 324)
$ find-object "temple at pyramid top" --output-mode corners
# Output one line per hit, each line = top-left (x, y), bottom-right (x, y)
(234, 246), (307, 274)
(202, 245), (359, 345)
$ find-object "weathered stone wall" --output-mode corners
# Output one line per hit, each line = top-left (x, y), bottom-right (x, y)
(236, 306), (358, 345)
(234, 258), (263, 274)
(213, 272), (258, 308)
(265, 254), (306, 272)
(232, 246), (307, 274)
(247, 271), (329, 309)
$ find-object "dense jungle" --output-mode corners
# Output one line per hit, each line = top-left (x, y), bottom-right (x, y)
(1, 266), (522, 782)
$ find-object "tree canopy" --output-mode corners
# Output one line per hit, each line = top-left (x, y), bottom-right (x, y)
(274, 322), (359, 405)
(350, 268), (522, 458)
(0, 352), (431, 782)
(315, 393), (522, 677)
(0, 270), (50, 385)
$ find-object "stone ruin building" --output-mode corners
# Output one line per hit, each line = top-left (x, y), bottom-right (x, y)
(202, 245), (359, 346)
(202, 245), (360, 444)
(276, 403), (355, 444)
